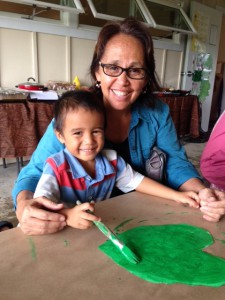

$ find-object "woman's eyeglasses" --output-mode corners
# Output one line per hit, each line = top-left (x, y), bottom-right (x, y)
(99, 62), (147, 80)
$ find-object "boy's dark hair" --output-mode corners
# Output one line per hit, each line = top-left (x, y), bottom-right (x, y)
(54, 90), (106, 132)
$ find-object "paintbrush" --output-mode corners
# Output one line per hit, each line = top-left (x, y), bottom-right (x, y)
(76, 201), (140, 264)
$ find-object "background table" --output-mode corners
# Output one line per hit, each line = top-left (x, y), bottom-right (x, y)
(0, 100), (55, 158)
(0, 192), (225, 300)
(160, 94), (200, 138)
(0, 95), (199, 160)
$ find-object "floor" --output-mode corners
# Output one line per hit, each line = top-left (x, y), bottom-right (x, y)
(0, 142), (206, 228)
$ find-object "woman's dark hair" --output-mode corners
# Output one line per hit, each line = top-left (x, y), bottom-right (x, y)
(54, 90), (106, 132)
(90, 17), (161, 106)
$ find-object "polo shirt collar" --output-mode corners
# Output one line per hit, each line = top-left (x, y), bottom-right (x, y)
(63, 148), (115, 181)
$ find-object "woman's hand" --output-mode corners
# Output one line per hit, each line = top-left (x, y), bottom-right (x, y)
(63, 202), (100, 229)
(199, 188), (225, 222)
(16, 194), (67, 235)
(174, 191), (200, 208)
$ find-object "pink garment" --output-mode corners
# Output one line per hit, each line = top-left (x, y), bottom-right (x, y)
(210, 183), (225, 192)
(200, 111), (225, 191)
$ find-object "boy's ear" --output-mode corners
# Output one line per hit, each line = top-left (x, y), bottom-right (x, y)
(55, 129), (65, 144)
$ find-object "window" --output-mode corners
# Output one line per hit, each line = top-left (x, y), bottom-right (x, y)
(0, 0), (196, 39)
(79, 0), (147, 29)
(85, 0), (146, 22)
(85, 0), (196, 35)
(0, 0), (84, 20)
(140, 0), (196, 34)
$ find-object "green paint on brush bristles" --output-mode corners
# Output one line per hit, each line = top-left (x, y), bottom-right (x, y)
(94, 219), (140, 265)
(76, 200), (140, 264)
(121, 245), (140, 264)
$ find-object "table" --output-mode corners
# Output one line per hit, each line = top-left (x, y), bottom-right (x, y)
(0, 192), (225, 300)
(160, 95), (200, 138)
(0, 95), (199, 161)
(0, 100), (55, 158)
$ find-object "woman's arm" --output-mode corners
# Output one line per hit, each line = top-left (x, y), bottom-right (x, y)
(178, 177), (206, 193)
(12, 120), (64, 208)
(16, 191), (66, 235)
(130, 102), (225, 222)
(130, 100), (202, 190)
(12, 120), (66, 235)
(155, 102), (202, 189)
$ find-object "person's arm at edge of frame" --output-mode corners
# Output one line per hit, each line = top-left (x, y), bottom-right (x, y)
(197, 112), (225, 222)
(200, 111), (225, 191)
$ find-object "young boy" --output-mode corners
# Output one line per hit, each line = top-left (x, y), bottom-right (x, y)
(34, 90), (199, 229)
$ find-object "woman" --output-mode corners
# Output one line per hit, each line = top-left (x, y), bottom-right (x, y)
(13, 17), (225, 235)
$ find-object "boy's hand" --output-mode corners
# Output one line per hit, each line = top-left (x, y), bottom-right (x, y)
(173, 191), (200, 208)
(66, 202), (100, 229)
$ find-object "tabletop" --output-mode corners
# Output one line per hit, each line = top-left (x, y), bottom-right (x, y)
(0, 192), (225, 300)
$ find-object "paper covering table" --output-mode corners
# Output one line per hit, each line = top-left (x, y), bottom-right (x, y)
(0, 192), (225, 300)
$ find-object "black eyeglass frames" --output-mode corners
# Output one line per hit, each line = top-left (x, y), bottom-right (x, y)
(99, 62), (147, 80)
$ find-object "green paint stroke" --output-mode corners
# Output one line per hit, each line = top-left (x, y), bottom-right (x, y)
(215, 238), (225, 244)
(114, 218), (134, 233)
(138, 219), (148, 224)
(99, 224), (225, 287)
(28, 237), (37, 260)
(64, 240), (69, 247)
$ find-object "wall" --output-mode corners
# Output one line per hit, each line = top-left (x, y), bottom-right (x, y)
(0, 29), (96, 88)
(191, 1), (225, 65)
(0, 28), (183, 90)
(0, 26), (184, 166)
(184, 0), (225, 10)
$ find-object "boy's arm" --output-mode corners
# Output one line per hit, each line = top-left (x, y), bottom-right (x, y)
(12, 120), (64, 208)
(136, 177), (199, 208)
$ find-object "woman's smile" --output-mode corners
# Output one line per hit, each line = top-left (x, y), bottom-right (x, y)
(95, 33), (147, 110)
(112, 89), (130, 97)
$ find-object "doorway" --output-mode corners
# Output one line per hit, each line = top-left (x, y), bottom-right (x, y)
(181, 1), (222, 132)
